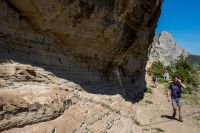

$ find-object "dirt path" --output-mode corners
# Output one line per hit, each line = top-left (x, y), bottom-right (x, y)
(135, 77), (200, 133)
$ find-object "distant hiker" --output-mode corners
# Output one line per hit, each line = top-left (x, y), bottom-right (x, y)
(152, 74), (157, 88)
(163, 69), (170, 80)
(167, 76), (186, 122)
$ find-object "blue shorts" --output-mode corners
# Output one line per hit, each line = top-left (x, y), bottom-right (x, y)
(172, 98), (182, 108)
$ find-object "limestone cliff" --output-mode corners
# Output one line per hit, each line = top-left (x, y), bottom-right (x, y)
(0, 0), (162, 100)
(0, 0), (163, 131)
(147, 31), (189, 67)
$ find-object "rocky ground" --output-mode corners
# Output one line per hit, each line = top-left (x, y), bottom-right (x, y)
(0, 61), (139, 133)
(1, 61), (200, 133)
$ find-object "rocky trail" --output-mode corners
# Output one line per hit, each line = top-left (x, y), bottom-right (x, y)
(134, 77), (200, 133)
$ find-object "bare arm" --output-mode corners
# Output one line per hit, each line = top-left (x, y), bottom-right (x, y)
(180, 82), (186, 89)
(167, 83), (172, 102)
(178, 79), (186, 89)
(167, 89), (171, 102)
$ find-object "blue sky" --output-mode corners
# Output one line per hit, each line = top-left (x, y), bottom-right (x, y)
(156, 0), (200, 55)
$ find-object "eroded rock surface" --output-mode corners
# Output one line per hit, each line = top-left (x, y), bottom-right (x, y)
(0, 61), (139, 132)
(0, 0), (162, 132)
(1, 0), (162, 100)
(0, 62), (75, 132)
(147, 31), (189, 67)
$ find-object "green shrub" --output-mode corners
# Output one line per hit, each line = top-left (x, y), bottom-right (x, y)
(157, 78), (168, 84)
(171, 60), (199, 87)
(183, 85), (193, 94)
(147, 61), (164, 78)
(146, 87), (153, 94)
(189, 74), (199, 87)
(148, 60), (200, 88)
(171, 68), (189, 82)
(175, 60), (192, 71)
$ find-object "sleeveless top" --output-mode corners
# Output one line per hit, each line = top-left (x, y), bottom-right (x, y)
(169, 82), (182, 99)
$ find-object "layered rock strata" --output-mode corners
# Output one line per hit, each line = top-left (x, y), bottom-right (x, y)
(0, 0), (162, 131)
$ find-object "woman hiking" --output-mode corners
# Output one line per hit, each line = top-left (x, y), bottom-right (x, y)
(167, 76), (186, 122)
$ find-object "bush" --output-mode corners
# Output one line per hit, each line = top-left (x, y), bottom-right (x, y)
(157, 78), (168, 84)
(148, 60), (199, 90)
(146, 87), (153, 94)
(171, 60), (199, 87)
(183, 85), (193, 94)
(189, 74), (199, 87)
(147, 61), (164, 78)
(174, 60), (192, 71)
(171, 68), (189, 82)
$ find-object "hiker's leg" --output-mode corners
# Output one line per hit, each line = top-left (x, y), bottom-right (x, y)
(178, 106), (183, 122)
(172, 107), (177, 119)
(172, 99), (177, 118)
(178, 99), (182, 117)
(178, 99), (183, 122)
(178, 106), (181, 117)
(173, 107), (177, 115)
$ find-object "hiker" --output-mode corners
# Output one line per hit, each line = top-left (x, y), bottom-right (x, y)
(152, 74), (157, 88)
(163, 69), (170, 80)
(167, 76), (186, 122)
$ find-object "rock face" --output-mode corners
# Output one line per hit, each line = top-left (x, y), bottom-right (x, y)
(0, 61), (138, 132)
(147, 31), (189, 67)
(0, 0), (162, 100)
(0, 0), (162, 132)
(0, 62), (73, 131)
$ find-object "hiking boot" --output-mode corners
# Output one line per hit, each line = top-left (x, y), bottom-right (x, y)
(179, 116), (183, 122)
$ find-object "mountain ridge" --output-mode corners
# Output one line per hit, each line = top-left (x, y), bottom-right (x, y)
(186, 54), (200, 66)
(147, 31), (189, 68)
